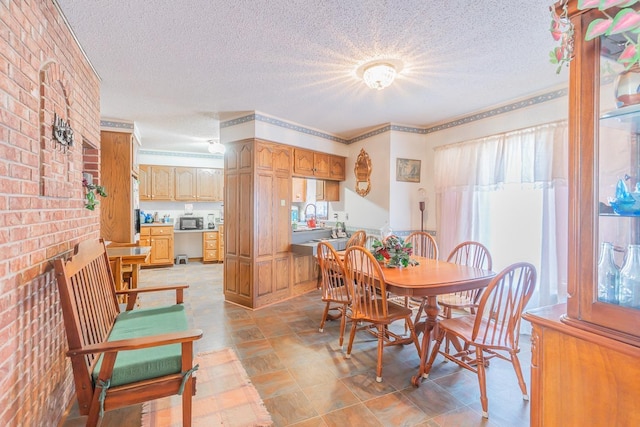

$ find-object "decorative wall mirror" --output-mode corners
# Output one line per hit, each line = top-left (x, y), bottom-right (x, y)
(354, 148), (372, 197)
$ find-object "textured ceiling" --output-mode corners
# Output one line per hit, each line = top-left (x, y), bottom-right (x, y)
(54, 0), (566, 153)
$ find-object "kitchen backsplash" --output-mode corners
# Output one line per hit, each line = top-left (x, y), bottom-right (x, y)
(140, 201), (223, 227)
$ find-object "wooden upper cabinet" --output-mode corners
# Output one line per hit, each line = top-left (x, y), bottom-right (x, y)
(293, 148), (315, 176)
(313, 153), (330, 178)
(143, 165), (223, 201)
(329, 155), (346, 180)
(293, 148), (345, 180)
(149, 166), (174, 200)
(174, 167), (197, 200)
(292, 177), (306, 202)
(316, 180), (339, 201)
(139, 165), (152, 200)
(139, 165), (174, 200)
(197, 168), (224, 201)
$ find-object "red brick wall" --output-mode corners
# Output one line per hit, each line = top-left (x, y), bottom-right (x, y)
(1, 1), (101, 425)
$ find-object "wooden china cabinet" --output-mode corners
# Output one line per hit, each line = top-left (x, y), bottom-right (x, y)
(523, 2), (640, 426)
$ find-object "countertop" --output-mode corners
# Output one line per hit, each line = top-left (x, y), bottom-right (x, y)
(290, 237), (349, 256)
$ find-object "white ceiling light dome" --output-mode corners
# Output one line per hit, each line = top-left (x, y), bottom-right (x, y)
(207, 139), (225, 154)
(357, 59), (404, 90)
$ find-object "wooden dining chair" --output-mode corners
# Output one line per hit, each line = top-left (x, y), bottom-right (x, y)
(106, 241), (139, 290)
(405, 231), (439, 259)
(108, 256), (123, 295)
(317, 242), (351, 348)
(440, 241), (493, 354)
(343, 246), (421, 383)
(345, 229), (366, 249)
(404, 232), (439, 325)
(423, 262), (537, 418)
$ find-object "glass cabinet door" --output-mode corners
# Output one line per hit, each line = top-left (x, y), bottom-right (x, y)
(588, 30), (640, 339)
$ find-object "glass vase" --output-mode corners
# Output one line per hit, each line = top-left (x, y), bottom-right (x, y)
(619, 244), (640, 309)
(597, 242), (619, 304)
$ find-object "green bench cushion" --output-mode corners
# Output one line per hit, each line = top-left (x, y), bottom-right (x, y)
(92, 304), (188, 387)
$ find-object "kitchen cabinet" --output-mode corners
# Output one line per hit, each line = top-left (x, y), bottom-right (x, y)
(292, 254), (318, 295)
(140, 225), (174, 266)
(174, 167), (197, 200)
(522, 3), (640, 426)
(197, 168), (223, 201)
(218, 225), (224, 262)
(329, 155), (346, 181)
(149, 166), (224, 202)
(202, 231), (219, 263)
(139, 165), (174, 200)
(292, 177), (306, 202)
(315, 180), (339, 201)
(99, 130), (138, 243)
(292, 148), (345, 180)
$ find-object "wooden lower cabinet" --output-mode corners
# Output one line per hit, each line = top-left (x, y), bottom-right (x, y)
(202, 228), (224, 263)
(292, 254), (319, 295)
(523, 304), (640, 426)
(202, 231), (219, 262)
(218, 225), (224, 261)
(140, 226), (174, 267)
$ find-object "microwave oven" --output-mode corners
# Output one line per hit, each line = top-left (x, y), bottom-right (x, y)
(179, 216), (203, 230)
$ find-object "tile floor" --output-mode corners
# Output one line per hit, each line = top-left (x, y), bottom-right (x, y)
(61, 261), (531, 427)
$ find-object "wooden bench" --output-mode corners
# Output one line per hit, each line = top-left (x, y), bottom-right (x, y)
(54, 238), (203, 427)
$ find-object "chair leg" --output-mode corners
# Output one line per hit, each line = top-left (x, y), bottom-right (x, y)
(338, 305), (347, 348)
(510, 351), (529, 401)
(476, 346), (489, 418)
(443, 309), (452, 355)
(345, 320), (357, 358)
(375, 325), (384, 383)
(319, 301), (330, 332)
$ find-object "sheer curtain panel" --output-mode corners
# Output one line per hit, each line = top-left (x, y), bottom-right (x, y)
(434, 122), (568, 311)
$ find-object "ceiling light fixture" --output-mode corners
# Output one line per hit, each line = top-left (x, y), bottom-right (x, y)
(207, 139), (225, 154)
(357, 59), (404, 90)
(363, 63), (396, 90)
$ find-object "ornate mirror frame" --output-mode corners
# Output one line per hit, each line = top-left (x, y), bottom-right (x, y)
(354, 148), (372, 197)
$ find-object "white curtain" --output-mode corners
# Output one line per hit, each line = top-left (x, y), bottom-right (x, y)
(434, 121), (568, 310)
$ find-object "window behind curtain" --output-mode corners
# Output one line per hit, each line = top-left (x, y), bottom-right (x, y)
(434, 122), (569, 311)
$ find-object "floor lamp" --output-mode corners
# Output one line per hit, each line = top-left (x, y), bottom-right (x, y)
(418, 188), (427, 232)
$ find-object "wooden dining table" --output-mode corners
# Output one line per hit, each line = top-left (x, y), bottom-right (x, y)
(106, 245), (151, 290)
(379, 256), (496, 386)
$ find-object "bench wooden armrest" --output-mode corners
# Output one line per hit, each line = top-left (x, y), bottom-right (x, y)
(115, 284), (189, 310)
(66, 328), (204, 357)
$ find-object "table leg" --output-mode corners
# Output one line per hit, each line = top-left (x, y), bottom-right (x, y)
(131, 264), (140, 290)
(411, 295), (439, 387)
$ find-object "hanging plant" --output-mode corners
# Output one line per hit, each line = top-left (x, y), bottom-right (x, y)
(83, 178), (107, 211)
(550, 1), (575, 73)
(550, 0), (640, 73)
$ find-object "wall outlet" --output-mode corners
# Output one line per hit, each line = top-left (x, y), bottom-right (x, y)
(345, 213), (349, 220)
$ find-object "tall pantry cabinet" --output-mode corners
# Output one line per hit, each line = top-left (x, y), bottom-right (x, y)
(100, 130), (139, 243)
(224, 139), (292, 309)
(523, 2), (640, 425)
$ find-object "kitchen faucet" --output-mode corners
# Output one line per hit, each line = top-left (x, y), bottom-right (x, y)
(304, 203), (316, 219)
(304, 203), (317, 228)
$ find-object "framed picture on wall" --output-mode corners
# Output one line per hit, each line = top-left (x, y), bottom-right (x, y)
(396, 158), (421, 182)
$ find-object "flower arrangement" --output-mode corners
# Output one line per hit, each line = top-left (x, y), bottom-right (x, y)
(371, 235), (419, 268)
(550, 0), (640, 74)
(83, 177), (107, 211)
